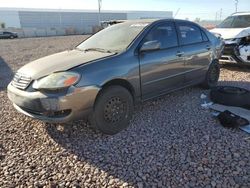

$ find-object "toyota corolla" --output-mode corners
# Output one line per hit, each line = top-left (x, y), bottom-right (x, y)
(7, 19), (224, 134)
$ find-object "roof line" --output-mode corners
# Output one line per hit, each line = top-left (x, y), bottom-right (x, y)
(232, 11), (250, 15)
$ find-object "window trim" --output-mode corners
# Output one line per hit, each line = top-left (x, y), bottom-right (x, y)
(201, 30), (209, 42)
(176, 21), (208, 47)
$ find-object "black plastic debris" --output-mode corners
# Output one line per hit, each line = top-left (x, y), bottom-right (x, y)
(217, 110), (249, 128)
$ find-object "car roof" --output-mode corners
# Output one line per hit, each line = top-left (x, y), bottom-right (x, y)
(123, 18), (193, 24)
(232, 12), (250, 16)
(122, 19), (205, 30)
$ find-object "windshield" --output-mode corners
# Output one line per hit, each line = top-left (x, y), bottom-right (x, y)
(77, 22), (149, 52)
(217, 15), (250, 28)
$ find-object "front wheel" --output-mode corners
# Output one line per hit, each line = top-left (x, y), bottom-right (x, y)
(89, 86), (134, 135)
(201, 61), (220, 89)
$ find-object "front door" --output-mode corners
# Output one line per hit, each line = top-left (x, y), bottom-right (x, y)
(139, 21), (186, 100)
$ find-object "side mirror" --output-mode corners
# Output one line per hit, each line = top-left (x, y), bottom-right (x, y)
(212, 32), (222, 39)
(140, 40), (161, 52)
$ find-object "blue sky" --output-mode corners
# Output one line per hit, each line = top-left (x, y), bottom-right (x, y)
(0, 0), (250, 20)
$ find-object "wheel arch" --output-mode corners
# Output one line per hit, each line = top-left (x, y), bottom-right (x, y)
(209, 58), (219, 67)
(94, 78), (136, 106)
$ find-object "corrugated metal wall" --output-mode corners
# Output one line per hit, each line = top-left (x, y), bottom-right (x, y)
(19, 11), (127, 33)
(0, 10), (21, 28)
(0, 9), (172, 37)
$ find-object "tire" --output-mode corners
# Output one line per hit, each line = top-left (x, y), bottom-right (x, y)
(201, 61), (220, 89)
(210, 86), (250, 109)
(89, 86), (134, 135)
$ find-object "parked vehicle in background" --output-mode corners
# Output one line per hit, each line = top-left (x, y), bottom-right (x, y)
(211, 12), (250, 65)
(0, 31), (18, 39)
(7, 19), (224, 135)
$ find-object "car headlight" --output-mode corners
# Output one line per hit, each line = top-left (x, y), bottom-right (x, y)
(234, 38), (242, 44)
(32, 72), (80, 90)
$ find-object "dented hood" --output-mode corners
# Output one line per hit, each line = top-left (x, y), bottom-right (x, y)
(210, 27), (250, 40)
(18, 49), (115, 79)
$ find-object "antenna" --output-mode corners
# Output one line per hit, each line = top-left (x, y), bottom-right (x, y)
(235, 0), (239, 12)
(174, 8), (180, 18)
(98, 0), (102, 26)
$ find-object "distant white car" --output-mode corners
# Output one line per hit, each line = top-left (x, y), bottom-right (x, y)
(210, 12), (250, 65)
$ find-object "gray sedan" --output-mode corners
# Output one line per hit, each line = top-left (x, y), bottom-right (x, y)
(7, 19), (224, 134)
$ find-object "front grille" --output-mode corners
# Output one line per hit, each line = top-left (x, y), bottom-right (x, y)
(11, 72), (32, 90)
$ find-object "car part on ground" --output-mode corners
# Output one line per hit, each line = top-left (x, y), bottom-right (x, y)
(210, 103), (250, 134)
(210, 86), (250, 109)
(201, 92), (250, 132)
(217, 110), (249, 128)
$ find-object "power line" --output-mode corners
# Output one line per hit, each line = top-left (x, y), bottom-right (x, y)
(219, 8), (222, 21)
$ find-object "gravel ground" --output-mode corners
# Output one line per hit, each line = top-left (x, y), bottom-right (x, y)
(0, 36), (250, 188)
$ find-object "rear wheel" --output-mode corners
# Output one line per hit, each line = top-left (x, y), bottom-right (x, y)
(202, 61), (220, 89)
(90, 86), (134, 135)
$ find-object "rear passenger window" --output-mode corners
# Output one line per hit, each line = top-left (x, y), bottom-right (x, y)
(143, 22), (178, 49)
(177, 22), (203, 45)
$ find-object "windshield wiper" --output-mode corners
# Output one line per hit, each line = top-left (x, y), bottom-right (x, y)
(84, 48), (113, 53)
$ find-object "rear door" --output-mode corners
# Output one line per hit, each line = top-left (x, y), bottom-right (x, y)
(176, 21), (212, 84)
(139, 21), (186, 100)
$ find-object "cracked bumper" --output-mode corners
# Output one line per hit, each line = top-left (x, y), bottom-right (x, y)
(7, 83), (100, 123)
(220, 41), (250, 65)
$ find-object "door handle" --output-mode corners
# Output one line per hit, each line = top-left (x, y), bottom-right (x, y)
(206, 45), (211, 50)
(176, 51), (184, 57)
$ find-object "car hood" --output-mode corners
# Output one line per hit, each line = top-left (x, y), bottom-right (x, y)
(210, 27), (250, 40)
(18, 49), (115, 79)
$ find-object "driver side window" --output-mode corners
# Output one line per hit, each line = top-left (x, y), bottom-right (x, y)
(143, 22), (178, 49)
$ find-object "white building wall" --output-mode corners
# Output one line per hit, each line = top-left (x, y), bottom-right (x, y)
(0, 9), (21, 28)
(0, 8), (173, 37)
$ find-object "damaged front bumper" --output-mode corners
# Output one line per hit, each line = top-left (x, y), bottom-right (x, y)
(7, 83), (100, 123)
(220, 38), (250, 65)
